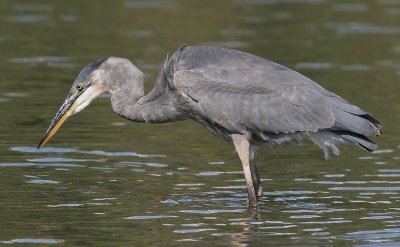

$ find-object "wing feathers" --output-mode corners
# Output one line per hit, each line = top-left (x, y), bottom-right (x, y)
(171, 46), (381, 143)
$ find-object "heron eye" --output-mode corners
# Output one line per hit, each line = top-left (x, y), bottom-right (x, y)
(76, 83), (84, 91)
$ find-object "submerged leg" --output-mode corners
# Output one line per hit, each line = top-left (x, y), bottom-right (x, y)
(249, 158), (263, 200)
(232, 134), (258, 208)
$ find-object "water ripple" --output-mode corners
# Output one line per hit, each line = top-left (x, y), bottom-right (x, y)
(235, 0), (327, 5)
(178, 209), (245, 214)
(332, 3), (368, 12)
(8, 15), (51, 23)
(123, 0), (176, 9)
(27, 179), (59, 184)
(353, 242), (400, 247)
(11, 146), (165, 158)
(47, 204), (84, 208)
(174, 228), (216, 233)
(330, 187), (400, 191)
(290, 215), (321, 219)
(13, 3), (54, 12)
(343, 228), (400, 240)
(326, 22), (400, 35)
(28, 157), (105, 163)
(176, 183), (205, 187)
(296, 62), (333, 69)
(196, 171), (223, 176)
(9, 56), (68, 64)
(126, 215), (178, 220)
(0, 162), (84, 167)
(0, 238), (64, 244)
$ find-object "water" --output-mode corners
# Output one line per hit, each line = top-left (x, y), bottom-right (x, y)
(0, 0), (399, 246)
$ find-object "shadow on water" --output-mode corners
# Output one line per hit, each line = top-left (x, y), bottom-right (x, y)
(0, 0), (400, 246)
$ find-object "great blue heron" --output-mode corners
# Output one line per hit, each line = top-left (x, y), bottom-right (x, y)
(38, 45), (381, 207)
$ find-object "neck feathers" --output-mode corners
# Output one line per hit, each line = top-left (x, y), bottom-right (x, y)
(106, 57), (184, 123)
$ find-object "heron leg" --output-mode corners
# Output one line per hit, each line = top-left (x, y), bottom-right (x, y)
(250, 158), (263, 201)
(232, 134), (258, 208)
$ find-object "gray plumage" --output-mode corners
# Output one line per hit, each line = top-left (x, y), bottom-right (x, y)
(40, 45), (382, 208)
(133, 45), (380, 158)
(77, 45), (381, 157)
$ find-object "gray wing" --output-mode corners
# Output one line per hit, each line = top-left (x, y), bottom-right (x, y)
(170, 46), (380, 137)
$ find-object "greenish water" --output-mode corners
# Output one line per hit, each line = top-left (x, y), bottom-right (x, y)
(0, 0), (400, 246)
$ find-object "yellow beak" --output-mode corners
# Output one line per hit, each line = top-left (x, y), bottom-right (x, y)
(38, 98), (78, 148)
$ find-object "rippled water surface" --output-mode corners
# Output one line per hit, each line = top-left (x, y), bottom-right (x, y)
(0, 0), (399, 246)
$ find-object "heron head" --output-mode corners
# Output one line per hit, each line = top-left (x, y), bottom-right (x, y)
(38, 57), (143, 148)
(38, 58), (110, 148)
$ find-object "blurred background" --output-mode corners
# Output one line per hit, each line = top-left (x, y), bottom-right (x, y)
(0, 0), (399, 246)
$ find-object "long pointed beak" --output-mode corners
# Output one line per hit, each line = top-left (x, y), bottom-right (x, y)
(38, 96), (78, 148)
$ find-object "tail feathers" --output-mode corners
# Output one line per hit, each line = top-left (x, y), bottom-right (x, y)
(362, 114), (382, 131)
(332, 107), (381, 136)
(300, 100), (381, 159)
(339, 132), (377, 152)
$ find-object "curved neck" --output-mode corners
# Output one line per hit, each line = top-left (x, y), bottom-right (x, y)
(110, 77), (184, 123)
(110, 79), (144, 121)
